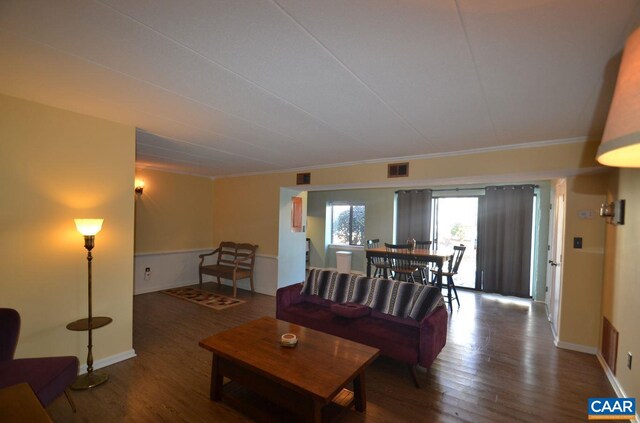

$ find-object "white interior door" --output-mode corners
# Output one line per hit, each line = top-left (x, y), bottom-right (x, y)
(547, 179), (566, 339)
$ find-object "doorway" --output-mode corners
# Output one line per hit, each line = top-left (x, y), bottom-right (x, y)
(547, 180), (566, 339)
(432, 197), (478, 289)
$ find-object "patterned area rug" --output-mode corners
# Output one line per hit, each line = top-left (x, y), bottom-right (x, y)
(161, 287), (245, 310)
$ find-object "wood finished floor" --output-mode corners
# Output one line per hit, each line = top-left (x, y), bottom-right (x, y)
(48, 285), (615, 422)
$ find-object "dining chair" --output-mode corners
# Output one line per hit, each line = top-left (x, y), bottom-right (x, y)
(384, 243), (419, 283)
(430, 244), (466, 310)
(412, 240), (432, 283)
(0, 308), (78, 411)
(415, 240), (432, 250)
(366, 239), (391, 278)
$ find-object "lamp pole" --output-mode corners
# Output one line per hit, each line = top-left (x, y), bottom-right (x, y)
(85, 235), (95, 376)
(67, 219), (111, 390)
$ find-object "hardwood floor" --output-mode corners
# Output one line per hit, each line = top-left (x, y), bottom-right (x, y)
(48, 286), (615, 422)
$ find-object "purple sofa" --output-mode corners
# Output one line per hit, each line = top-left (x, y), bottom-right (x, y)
(276, 269), (448, 387)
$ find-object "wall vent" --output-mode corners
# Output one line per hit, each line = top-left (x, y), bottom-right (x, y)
(388, 162), (409, 178)
(296, 172), (311, 185)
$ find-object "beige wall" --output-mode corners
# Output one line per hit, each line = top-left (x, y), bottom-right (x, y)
(0, 94), (135, 362)
(602, 168), (640, 400)
(559, 174), (608, 347)
(134, 168), (214, 253)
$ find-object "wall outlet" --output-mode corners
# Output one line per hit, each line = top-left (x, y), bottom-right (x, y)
(628, 352), (633, 370)
(144, 267), (151, 281)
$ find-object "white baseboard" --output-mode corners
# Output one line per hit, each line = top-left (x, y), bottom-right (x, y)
(79, 349), (136, 374)
(596, 353), (640, 423)
(554, 339), (597, 355)
(135, 281), (193, 295)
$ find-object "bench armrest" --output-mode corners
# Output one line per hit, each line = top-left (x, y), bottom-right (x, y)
(198, 248), (221, 266)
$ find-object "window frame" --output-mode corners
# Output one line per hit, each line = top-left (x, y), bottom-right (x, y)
(329, 202), (365, 246)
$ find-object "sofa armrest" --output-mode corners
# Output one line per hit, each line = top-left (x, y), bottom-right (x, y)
(417, 306), (448, 368)
(276, 283), (304, 315)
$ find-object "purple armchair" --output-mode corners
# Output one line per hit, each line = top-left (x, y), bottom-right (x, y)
(0, 308), (79, 411)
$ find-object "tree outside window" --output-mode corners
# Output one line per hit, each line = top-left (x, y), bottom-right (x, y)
(331, 203), (365, 246)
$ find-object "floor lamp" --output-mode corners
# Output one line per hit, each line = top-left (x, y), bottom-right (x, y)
(67, 218), (112, 390)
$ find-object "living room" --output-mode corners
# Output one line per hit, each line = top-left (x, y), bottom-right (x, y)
(1, 1), (640, 422)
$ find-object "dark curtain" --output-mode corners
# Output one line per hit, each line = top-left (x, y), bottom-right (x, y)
(396, 190), (432, 243)
(478, 185), (534, 297)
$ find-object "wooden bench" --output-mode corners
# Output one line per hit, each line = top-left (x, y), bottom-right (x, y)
(199, 242), (258, 297)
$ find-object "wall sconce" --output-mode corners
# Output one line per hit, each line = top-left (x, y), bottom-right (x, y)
(134, 179), (144, 194)
(599, 200), (625, 225)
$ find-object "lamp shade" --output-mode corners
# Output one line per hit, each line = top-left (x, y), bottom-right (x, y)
(597, 27), (640, 167)
(74, 219), (104, 236)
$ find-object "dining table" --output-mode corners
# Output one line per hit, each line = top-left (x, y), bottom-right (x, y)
(365, 247), (453, 290)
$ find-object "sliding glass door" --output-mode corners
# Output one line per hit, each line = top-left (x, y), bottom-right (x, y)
(432, 197), (479, 289)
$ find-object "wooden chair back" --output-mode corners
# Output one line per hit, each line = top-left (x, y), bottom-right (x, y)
(411, 240), (432, 283)
(217, 242), (257, 271)
(384, 243), (418, 282)
(449, 244), (466, 274)
(384, 243), (409, 251)
(415, 240), (432, 250)
(367, 239), (386, 267)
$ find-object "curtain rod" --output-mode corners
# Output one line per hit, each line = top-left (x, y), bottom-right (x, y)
(395, 184), (539, 194)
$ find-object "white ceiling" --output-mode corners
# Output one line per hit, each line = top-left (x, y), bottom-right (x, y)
(1, 0), (639, 177)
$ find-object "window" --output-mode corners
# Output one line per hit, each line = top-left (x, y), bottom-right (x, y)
(330, 203), (365, 246)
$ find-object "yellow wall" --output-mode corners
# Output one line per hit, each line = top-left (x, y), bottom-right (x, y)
(134, 168), (214, 253)
(602, 168), (640, 400)
(213, 140), (601, 257)
(0, 94), (135, 363)
(212, 173), (291, 256)
(559, 174), (608, 347)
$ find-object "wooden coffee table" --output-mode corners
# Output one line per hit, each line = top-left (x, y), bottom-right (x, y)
(0, 383), (52, 423)
(199, 316), (380, 422)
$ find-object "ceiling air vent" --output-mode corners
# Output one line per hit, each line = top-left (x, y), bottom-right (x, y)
(388, 162), (409, 178)
(296, 172), (311, 185)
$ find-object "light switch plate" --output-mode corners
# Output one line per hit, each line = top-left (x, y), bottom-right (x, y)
(573, 237), (583, 249)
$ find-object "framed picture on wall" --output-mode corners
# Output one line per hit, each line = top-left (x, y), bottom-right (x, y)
(291, 196), (303, 232)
